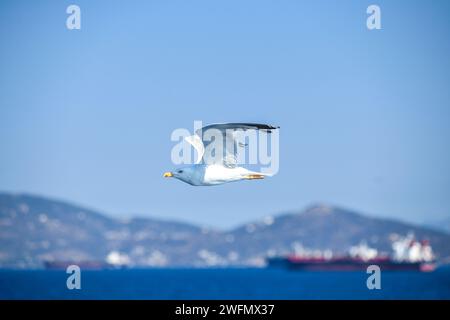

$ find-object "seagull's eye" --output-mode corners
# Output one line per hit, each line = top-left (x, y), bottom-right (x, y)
(178, 170), (183, 174)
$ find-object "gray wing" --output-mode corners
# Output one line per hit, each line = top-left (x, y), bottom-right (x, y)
(196, 123), (279, 167)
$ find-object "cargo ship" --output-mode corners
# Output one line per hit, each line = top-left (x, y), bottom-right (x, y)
(267, 235), (436, 272)
(44, 260), (113, 270)
(44, 251), (130, 270)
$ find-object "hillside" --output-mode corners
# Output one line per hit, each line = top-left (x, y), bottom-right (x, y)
(1, 193), (449, 268)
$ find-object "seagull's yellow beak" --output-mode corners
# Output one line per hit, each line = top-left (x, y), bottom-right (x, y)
(163, 172), (173, 178)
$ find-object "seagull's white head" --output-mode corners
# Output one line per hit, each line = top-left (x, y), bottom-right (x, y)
(163, 167), (197, 185)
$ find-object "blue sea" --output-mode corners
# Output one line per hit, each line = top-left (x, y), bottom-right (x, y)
(1, 268), (449, 300)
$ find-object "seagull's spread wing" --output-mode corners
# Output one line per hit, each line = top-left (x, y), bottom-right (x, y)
(185, 123), (279, 167)
(184, 134), (205, 164)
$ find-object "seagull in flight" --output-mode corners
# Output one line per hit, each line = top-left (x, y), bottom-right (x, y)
(163, 123), (279, 186)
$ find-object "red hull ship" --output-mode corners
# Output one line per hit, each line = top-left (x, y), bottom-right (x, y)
(267, 256), (434, 272)
(267, 235), (436, 272)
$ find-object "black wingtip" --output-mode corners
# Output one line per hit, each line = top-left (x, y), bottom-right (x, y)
(240, 123), (280, 130)
(200, 123), (280, 132)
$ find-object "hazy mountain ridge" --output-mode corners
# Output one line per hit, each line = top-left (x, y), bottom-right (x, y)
(424, 217), (450, 234)
(1, 192), (449, 268)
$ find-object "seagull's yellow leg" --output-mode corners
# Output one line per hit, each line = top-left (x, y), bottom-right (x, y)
(244, 174), (265, 180)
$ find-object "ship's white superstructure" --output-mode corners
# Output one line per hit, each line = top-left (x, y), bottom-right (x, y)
(392, 234), (434, 263)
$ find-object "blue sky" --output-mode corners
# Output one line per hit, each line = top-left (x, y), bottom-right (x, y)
(1, 0), (449, 228)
